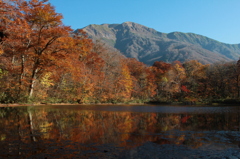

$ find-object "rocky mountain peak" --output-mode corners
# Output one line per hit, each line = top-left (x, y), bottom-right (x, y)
(81, 22), (240, 65)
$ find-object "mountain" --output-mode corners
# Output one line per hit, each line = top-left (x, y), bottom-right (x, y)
(81, 22), (240, 65)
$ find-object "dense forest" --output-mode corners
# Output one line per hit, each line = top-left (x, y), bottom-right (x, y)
(1, 0), (240, 104)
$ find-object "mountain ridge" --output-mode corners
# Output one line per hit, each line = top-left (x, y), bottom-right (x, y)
(81, 22), (240, 65)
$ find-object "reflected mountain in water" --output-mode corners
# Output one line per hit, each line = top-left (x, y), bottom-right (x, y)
(0, 105), (240, 158)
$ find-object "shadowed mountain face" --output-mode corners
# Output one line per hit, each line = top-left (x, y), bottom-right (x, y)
(82, 22), (240, 65)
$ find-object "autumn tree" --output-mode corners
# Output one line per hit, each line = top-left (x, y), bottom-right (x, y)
(182, 60), (209, 100)
(152, 61), (172, 100)
(205, 62), (238, 99)
(124, 58), (156, 101)
(171, 61), (186, 93)
(0, 0), (91, 102)
(89, 40), (126, 103)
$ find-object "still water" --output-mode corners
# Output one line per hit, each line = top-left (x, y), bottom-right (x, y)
(0, 105), (240, 158)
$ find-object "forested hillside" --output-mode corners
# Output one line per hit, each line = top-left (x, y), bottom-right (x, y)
(1, 0), (240, 104)
(83, 22), (240, 65)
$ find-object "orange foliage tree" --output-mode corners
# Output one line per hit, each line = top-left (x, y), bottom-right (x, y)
(152, 61), (172, 100)
(124, 58), (157, 101)
(0, 0), (92, 102)
(183, 60), (209, 100)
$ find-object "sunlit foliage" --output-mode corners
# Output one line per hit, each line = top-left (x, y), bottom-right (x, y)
(0, 0), (239, 104)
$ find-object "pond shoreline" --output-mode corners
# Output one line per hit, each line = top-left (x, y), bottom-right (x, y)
(0, 101), (239, 108)
(0, 102), (148, 107)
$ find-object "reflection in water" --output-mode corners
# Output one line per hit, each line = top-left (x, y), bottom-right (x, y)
(0, 105), (239, 158)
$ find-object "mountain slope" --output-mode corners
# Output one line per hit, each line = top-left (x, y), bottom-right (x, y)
(82, 22), (240, 65)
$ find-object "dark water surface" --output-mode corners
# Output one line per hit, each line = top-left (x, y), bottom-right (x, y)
(0, 104), (240, 158)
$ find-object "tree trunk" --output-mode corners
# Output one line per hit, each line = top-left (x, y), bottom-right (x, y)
(18, 54), (25, 96)
(28, 67), (38, 99)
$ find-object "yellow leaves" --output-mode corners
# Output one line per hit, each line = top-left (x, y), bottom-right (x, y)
(173, 63), (186, 80)
(0, 134), (6, 141)
(40, 72), (54, 87)
(184, 60), (208, 79)
(118, 64), (133, 99)
(121, 65), (133, 92)
(0, 68), (7, 79)
(162, 76), (168, 82)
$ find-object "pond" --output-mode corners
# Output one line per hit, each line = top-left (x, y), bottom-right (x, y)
(0, 104), (240, 159)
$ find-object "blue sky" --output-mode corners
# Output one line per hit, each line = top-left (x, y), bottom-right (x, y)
(49, 0), (240, 44)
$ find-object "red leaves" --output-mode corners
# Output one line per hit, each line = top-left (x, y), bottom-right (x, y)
(181, 115), (191, 123)
(181, 85), (190, 93)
